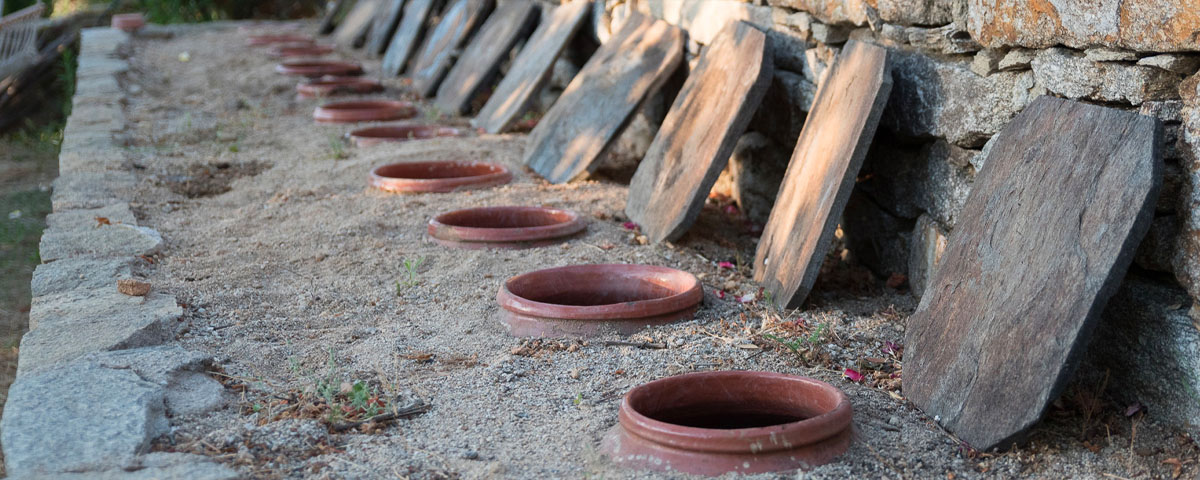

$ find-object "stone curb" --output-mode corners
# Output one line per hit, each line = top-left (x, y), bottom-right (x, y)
(0, 27), (235, 479)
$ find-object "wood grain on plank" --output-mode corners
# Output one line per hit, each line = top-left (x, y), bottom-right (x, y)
(409, 0), (494, 98)
(472, 0), (591, 134)
(333, 0), (382, 48)
(435, 0), (539, 115)
(382, 0), (438, 76)
(902, 96), (1162, 451)
(752, 40), (892, 310)
(625, 21), (773, 243)
(366, 0), (407, 56)
(523, 13), (684, 184)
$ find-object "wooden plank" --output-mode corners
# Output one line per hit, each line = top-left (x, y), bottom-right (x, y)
(434, 0), (539, 115)
(366, 0), (407, 56)
(625, 21), (773, 243)
(902, 96), (1162, 451)
(333, 0), (383, 48)
(752, 41), (891, 309)
(317, 0), (348, 35)
(381, 0), (437, 76)
(472, 0), (590, 134)
(523, 13), (684, 184)
(409, 0), (495, 98)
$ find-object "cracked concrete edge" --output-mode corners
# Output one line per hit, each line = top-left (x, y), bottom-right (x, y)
(2, 27), (236, 479)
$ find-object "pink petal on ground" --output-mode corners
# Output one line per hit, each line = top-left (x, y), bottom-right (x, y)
(844, 368), (864, 382)
(622, 222), (639, 230)
(718, 261), (734, 269)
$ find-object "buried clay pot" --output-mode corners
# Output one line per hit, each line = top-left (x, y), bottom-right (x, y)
(313, 100), (416, 123)
(296, 77), (383, 99)
(602, 370), (853, 475)
(248, 34), (314, 46)
(496, 264), (702, 337)
(349, 124), (463, 147)
(268, 43), (335, 58)
(111, 13), (145, 32)
(275, 60), (363, 77)
(428, 206), (586, 249)
(369, 161), (512, 193)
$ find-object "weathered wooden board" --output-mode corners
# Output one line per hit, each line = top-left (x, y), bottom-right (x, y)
(625, 22), (773, 243)
(472, 0), (591, 134)
(523, 13), (684, 184)
(381, 0), (437, 76)
(902, 96), (1162, 451)
(434, 0), (539, 115)
(752, 41), (891, 309)
(333, 0), (382, 48)
(318, 0), (348, 35)
(409, 0), (495, 98)
(366, 0), (406, 56)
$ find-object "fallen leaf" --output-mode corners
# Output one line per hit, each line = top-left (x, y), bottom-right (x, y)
(1163, 458), (1182, 479)
(718, 261), (734, 269)
(401, 352), (433, 361)
(622, 222), (639, 231)
(95, 216), (111, 226)
(737, 344), (760, 350)
(844, 368), (864, 382)
(613, 369), (625, 376)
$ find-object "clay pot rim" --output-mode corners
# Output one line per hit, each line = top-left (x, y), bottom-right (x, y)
(428, 206), (585, 244)
(349, 124), (463, 146)
(368, 161), (513, 193)
(295, 76), (383, 99)
(268, 44), (334, 57)
(313, 100), (416, 123)
(618, 370), (853, 454)
(275, 60), (363, 77)
(498, 264), (702, 320)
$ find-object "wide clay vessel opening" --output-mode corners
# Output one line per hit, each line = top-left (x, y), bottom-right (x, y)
(369, 161), (512, 193)
(428, 206), (585, 249)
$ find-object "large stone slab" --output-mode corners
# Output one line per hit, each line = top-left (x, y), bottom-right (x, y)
(51, 172), (137, 211)
(39, 223), (162, 262)
(902, 96), (1162, 451)
(1, 362), (168, 477)
(31, 256), (136, 297)
(409, 0), (495, 98)
(42, 453), (239, 480)
(625, 21), (773, 243)
(382, 0), (437, 76)
(523, 13), (684, 184)
(332, 0), (383, 48)
(968, 0), (1200, 52)
(434, 0), (539, 115)
(1031, 47), (1179, 105)
(472, 0), (591, 134)
(366, 0), (406, 55)
(318, 0), (348, 34)
(19, 289), (183, 375)
(86, 346), (225, 416)
(752, 41), (892, 309)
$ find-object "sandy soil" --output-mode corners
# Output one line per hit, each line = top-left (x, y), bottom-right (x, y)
(116, 24), (1199, 479)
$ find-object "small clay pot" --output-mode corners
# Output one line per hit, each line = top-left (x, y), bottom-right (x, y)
(602, 371), (853, 475)
(428, 206), (586, 249)
(313, 100), (416, 123)
(268, 43), (334, 58)
(276, 60), (364, 78)
(497, 264), (702, 337)
(349, 125), (462, 147)
(248, 34), (314, 46)
(296, 77), (383, 99)
(111, 13), (145, 32)
(369, 161), (512, 193)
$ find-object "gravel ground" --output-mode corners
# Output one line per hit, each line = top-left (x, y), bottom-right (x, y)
(117, 23), (1198, 479)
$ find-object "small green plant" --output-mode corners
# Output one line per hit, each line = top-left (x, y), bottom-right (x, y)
(423, 105), (443, 123)
(763, 323), (829, 354)
(328, 134), (348, 160)
(400, 257), (425, 288)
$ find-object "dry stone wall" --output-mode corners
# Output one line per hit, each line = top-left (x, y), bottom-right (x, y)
(583, 0), (1200, 428)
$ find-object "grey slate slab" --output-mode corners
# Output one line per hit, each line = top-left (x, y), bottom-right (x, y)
(382, 0), (437, 76)
(367, 0), (407, 55)
(434, 0), (538, 115)
(409, 0), (495, 97)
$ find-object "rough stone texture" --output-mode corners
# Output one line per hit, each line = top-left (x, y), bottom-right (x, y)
(767, 0), (872, 26)
(40, 453), (239, 480)
(30, 256), (136, 297)
(714, 133), (791, 225)
(1138, 54), (1200, 75)
(907, 214), (948, 298)
(435, 0), (539, 115)
(51, 172), (137, 211)
(409, 0), (495, 97)
(638, 0), (773, 45)
(877, 0), (960, 26)
(1, 362), (168, 477)
(19, 289), (182, 375)
(1032, 48), (1180, 105)
(967, 0), (1200, 52)
(858, 137), (974, 227)
(1174, 74), (1200, 311)
(883, 49), (1039, 148)
(46, 203), (136, 229)
(842, 192), (914, 279)
(381, 0), (436, 76)
(997, 47), (1035, 71)
(1084, 47), (1139, 62)
(39, 223), (163, 262)
(1134, 215), (1179, 273)
(748, 70), (815, 148)
(85, 346), (225, 416)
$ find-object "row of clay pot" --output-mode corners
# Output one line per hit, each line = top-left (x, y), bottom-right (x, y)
(246, 23), (851, 476)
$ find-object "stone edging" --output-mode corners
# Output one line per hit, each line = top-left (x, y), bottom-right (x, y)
(0, 27), (235, 479)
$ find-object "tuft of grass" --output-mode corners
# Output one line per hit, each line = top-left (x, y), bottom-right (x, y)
(763, 323), (829, 354)
(327, 134), (348, 160)
(400, 257), (425, 288)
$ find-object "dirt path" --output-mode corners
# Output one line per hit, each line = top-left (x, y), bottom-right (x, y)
(120, 25), (1197, 479)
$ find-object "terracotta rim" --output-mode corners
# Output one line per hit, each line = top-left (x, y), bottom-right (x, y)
(427, 206), (586, 249)
(111, 13), (145, 32)
(497, 264), (702, 337)
(276, 60), (364, 78)
(313, 100), (416, 123)
(268, 43), (334, 58)
(349, 125), (462, 147)
(296, 77), (383, 99)
(248, 34), (314, 46)
(369, 161), (512, 193)
(603, 370), (853, 474)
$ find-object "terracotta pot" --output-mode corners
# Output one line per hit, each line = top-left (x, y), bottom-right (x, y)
(313, 100), (416, 123)
(248, 34), (314, 46)
(296, 77), (384, 99)
(276, 60), (364, 78)
(268, 43), (334, 58)
(369, 161), (512, 193)
(496, 264), (702, 337)
(428, 206), (586, 249)
(602, 371), (853, 475)
(349, 125), (463, 147)
(111, 13), (145, 32)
